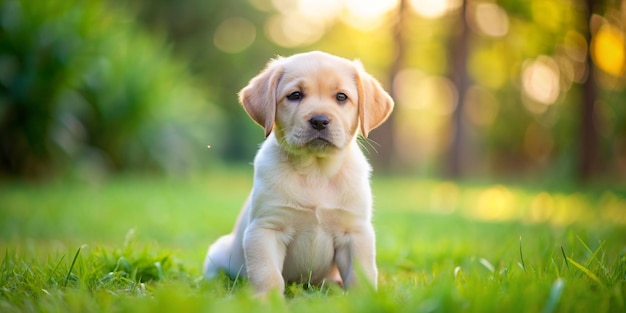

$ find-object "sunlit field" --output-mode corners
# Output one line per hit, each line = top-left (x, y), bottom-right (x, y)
(1, 168), (624, 312)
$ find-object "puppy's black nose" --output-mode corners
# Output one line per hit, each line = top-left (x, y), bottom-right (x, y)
(309, 115), (330, 130)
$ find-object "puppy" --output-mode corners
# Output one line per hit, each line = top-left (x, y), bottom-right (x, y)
(203, 51), (394, 294)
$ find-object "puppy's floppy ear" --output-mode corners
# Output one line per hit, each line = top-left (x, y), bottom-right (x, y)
(354, 61), (394, 138)
(239, 58), (284, 137)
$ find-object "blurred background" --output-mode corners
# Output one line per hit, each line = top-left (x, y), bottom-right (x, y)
(1, 0), (624, 185)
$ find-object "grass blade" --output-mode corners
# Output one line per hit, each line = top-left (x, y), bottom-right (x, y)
(48, 255), (66, 284)
(561, 246), (569, 270)
(567, 257), (606, 288)
(542, 278), (565, 313)
(454, 266), (466, 288)
(64, 247), (82, 288)
(586, 241), (607, 269)
(519, 236), (526, 271)
(479, 258), (495, 273)
(577, 236), (606, 267)
(2, 249), (8, 270)
(576, 236), (593, 255)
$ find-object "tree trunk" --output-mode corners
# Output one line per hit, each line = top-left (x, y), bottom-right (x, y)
(368, 0), (407, 172)
(446, 0), (469, 178)
(579, 0), (598, 182)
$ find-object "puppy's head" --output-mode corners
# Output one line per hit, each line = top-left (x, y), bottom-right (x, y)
(239, 51), (394, 155)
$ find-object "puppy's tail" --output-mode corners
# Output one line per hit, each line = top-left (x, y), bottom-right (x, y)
(204, 234), (243, 279)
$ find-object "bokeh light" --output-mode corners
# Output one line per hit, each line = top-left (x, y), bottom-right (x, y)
(264, 0), (342, 47)
(393, 69), (458, 169)
(264, 0), (399, 47)
(342, 0), (398, 30)
(592, 22), (626, 77)
(563, 30), (587, 63)
(213, 18), (256, 53)
(265, 13), (326, 48)
(394, 69), (458, 115)
(600, 191), (626, 224)
(528, 192), (555, 223)
(472, 2), (509, 37)
(473, 185), (517, 221)
(393, 68), (428, 110)
(409, 0), (460, 19)
(521, 56), (560, 113)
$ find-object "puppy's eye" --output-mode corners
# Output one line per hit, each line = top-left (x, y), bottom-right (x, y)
(336, 93), (348, 102)
(287, 91), (302, 101)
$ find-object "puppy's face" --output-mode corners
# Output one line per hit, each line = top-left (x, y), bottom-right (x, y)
(239, 51), (394, 156)
(273, 55), (359, 155)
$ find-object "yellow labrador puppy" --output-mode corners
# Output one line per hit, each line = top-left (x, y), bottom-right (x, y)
(204, 51), (394, 294)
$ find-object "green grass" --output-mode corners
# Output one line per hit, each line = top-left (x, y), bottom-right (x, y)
(1, 167), (625, 312)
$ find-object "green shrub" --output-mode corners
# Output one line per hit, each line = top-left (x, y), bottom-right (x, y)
(0, 0), (221, 177)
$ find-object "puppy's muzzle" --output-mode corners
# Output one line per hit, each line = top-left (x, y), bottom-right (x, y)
(309, 115), (330, 130)
(305, 115), (335, 149)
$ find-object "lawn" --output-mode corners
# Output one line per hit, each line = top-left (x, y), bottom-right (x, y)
(1, 167), (625, 312)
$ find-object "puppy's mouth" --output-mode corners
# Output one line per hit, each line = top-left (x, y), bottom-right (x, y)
(306, 136), (335, 149)
(280, 127), (343, 154)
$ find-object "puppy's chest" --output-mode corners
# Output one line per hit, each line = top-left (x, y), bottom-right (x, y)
(279, 173), (360, 212)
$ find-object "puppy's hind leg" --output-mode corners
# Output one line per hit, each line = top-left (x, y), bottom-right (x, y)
(203, 234), (245, 279)
(323, 264), (344, 288)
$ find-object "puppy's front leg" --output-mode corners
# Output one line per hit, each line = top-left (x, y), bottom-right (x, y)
(335, 223), (378, 290)
(243, 222), (287, 294)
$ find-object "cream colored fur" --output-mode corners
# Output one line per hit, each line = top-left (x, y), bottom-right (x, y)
(203, 51), (394, 295)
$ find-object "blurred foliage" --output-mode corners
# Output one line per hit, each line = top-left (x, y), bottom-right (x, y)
(1, 0), (625, 181)
(108, 0), (296, 162)
(104, 0), (626, 182)
(0, 0), (221, 177)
